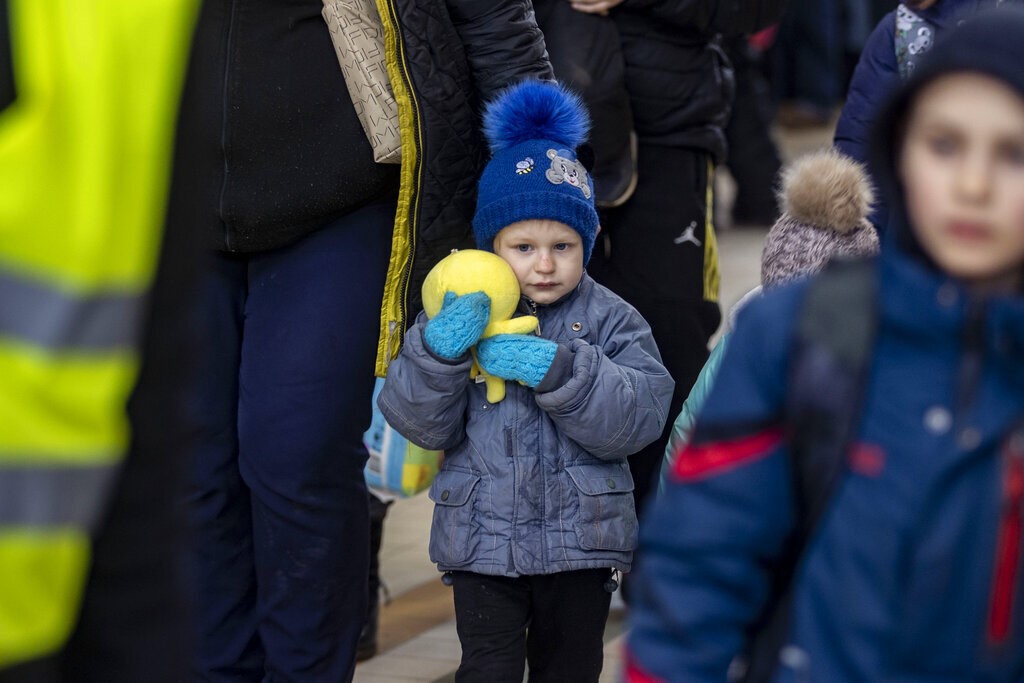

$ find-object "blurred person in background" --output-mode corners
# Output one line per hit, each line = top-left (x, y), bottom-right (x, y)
(835, 0), (1022, 232)
(627, 8), (1024, 680)
(661, 148), (879, 477)
(769, 0), (844, 127)
(0, 2), (201, 681)
(723, 32), (783, 228)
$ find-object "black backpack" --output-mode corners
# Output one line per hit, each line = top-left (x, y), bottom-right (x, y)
(735, 257), (879, 682)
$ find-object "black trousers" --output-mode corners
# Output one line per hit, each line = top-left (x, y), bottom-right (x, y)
(188, 206), (391, 682)
(724, 37), (782, 226)
(451, 569), (613, 683)
(589, 144), (720, 523)
(367, 494), (391, 614)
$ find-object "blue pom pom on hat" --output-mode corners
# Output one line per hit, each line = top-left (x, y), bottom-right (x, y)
(473, 80), (600, 264)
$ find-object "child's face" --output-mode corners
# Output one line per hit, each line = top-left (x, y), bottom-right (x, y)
(899, 72), (1024, 294)
(493, 219), (585, 305)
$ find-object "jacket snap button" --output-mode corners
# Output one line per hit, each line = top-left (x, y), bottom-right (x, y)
(923, 406), (952, 434)
(958, 428), (981, 450)
(571, 322), (583, 332)
(441, 490), (450, 501)
(606, 478), (616, 489)
(936, 283), (958, 308)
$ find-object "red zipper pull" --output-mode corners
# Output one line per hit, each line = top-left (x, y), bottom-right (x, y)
(988, 428), (1024, 644)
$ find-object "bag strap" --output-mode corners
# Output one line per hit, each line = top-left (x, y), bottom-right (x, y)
(737, 258), (879, 682)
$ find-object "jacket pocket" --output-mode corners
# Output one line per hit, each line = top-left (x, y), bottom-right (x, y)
(428, 468), (481, 566)
(566, 462), (637, 552)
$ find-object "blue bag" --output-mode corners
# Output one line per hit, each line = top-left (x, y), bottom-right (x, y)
(363, 378), (441, 497)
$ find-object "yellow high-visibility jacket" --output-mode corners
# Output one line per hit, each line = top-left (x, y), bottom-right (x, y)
(0, 1), (198, 668)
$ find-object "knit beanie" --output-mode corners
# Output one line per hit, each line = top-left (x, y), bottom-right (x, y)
(473, 81), (600, 264)
(761, 148), (881, 289)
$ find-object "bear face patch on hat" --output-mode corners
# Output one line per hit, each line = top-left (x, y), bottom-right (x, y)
(473, 81), (599, 264)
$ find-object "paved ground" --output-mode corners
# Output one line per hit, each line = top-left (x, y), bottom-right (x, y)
(355, 119), (835, 682)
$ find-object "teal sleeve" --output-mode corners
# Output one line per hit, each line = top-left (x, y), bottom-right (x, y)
(661, 332), (731, 488)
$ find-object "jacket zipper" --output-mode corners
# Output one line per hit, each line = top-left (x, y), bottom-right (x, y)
(505, 427), (516, 573)
(379, 0), (422, 368)
(528, 299), (540, 336)
(217, 0), (239, 250)
(988, 427), (1024, 644)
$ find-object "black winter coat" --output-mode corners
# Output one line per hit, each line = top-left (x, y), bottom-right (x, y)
(168, 0), (552, 374)
(611, 0), (787, 160)
(172, 0), (551, 256)
(374, 0), (553, 373)
(175, 0), (396, 253)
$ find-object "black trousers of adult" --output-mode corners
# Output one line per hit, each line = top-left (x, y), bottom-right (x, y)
(451, 569), (613, 683)
(188, 202), (392, 682)
(588, 144), (721, 523)
(724, 37), (782, 226)
(768, 0), (844, 110)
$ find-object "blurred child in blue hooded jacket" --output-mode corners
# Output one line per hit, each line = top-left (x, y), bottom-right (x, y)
(628, 7), (1024, 681)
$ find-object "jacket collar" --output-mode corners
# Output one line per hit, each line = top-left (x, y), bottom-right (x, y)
(879, 244), (1024, 370)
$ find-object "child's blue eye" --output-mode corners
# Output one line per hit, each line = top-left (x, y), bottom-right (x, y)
(554, 243), (569, 251)
(516, 244), (532, 253)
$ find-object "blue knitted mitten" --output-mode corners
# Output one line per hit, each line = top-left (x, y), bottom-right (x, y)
(475, 334), (557, 388)
(423, 291), (491, 360)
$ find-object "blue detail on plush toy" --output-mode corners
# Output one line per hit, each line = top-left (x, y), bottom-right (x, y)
(475, 333), (557, 388)
(423, 291), (491, 359)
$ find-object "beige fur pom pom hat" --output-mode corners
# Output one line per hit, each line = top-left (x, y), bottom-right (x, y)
(761, 148), (881, 289)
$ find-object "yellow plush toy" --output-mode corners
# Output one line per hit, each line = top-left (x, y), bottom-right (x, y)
(421, 249), (539, 402)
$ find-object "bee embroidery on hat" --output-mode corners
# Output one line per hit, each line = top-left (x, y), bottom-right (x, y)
(515, 157), (535, 175)
(545, 149), (592, 199)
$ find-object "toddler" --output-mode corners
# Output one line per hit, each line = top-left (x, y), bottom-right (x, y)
(379, 81), (674, 683)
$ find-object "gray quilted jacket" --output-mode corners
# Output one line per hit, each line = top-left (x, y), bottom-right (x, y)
(378, 274), (674, 576)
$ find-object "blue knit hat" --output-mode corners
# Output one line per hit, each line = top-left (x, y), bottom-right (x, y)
(473, 81), (599, 264)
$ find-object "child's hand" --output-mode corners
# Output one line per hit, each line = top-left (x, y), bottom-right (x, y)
(475, 334), (557, 388)
(423, 291), (491, 360)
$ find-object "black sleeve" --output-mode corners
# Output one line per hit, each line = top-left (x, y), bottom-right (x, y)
(621, 0), (789, 35)
(445, 0), (554, 101)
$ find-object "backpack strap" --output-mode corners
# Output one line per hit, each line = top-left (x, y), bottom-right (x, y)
(736, 258), (879, 683)
(788, 258), (879, 528)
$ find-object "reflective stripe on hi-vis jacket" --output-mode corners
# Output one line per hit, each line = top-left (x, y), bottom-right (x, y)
(0, 0), (198, 668)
